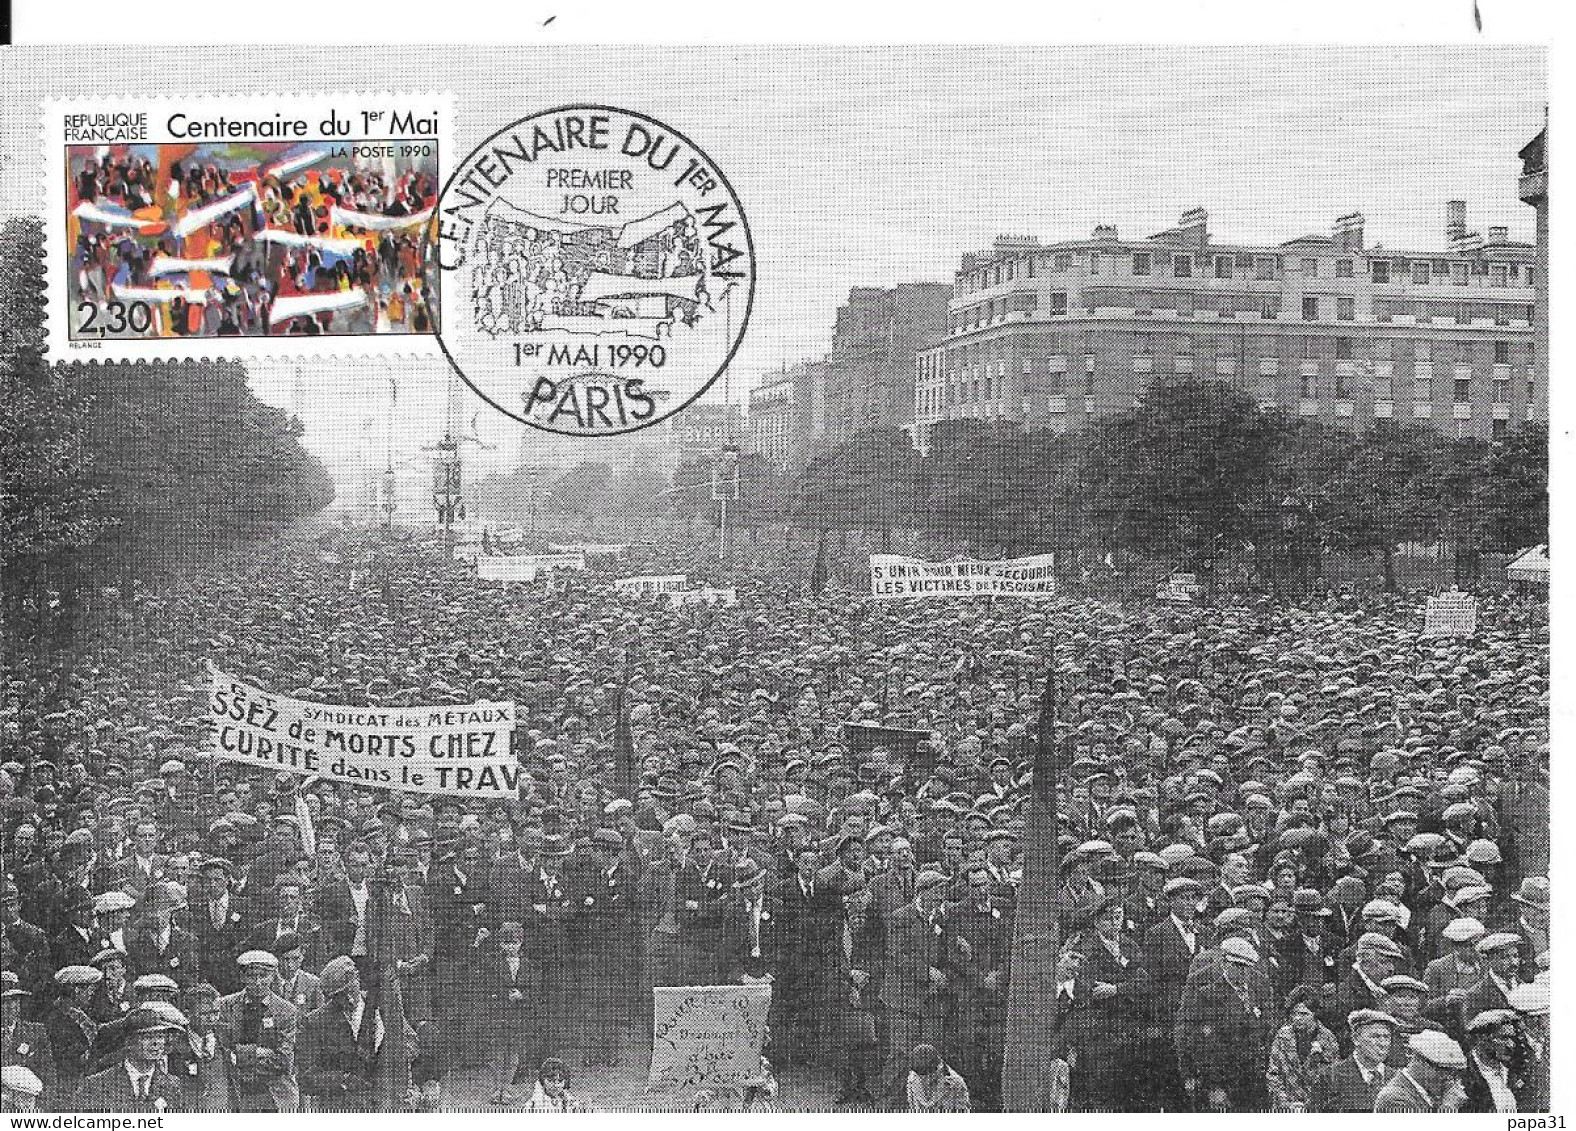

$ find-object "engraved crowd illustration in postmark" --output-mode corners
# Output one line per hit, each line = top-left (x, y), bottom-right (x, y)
(436, 106), (756, 435)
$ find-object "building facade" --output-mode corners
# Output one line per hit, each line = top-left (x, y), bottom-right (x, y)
(1519, 124), (1548, 400)
(914, 208), (1539, 452)
(747, 360), (824, 469)
(821, 282), (951, 447)
(672, 402), (744, 466)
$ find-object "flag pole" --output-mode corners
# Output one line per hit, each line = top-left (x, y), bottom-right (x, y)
(1002, 639), (1062, 1111)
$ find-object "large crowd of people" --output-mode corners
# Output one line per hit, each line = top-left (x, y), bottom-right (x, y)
(0, 521), (1551, 1113)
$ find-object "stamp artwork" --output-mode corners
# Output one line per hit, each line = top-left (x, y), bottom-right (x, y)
(0, 42), (1553, 1119)
(46, 94), (452, 360)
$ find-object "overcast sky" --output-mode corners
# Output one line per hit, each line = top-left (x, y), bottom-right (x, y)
(4, 44), (1545, 485)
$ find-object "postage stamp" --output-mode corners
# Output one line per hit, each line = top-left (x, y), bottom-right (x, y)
(43, 93), (453, 360)
(436, 105), (756, 435)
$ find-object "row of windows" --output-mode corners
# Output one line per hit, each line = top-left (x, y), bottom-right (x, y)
(918, 372), (1535, 420)
(921, 337), (1532, 374)
(924, 364), (1529, 398)
(951, 291), (1533, 331)
(959, 251), (1533, 293)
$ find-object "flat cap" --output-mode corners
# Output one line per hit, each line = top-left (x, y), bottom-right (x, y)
(1347, 1008), (1401, 1031)
(1220, 937), (1259, 965)
(1474, 932), (1521, 954)
(1361, 899), (1404, 923)
(1507, 981), (1550, 1016)
(237, 950), (279, 970)
(132, 974), (179, 994)
(54, 965), (103, 987)
(1356, 931), (1404, 959)
(1466, 1008), (1519, 1033)
(93, 891), (136, 915)
(1380, 974), (1427, 995)
(1, 1065), (44, 1097)
(1441, 917), (1487, 944)
(1408, 1030), (1466, 1069)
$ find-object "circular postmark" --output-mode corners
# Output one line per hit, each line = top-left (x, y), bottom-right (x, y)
(435, 105), (755, 435)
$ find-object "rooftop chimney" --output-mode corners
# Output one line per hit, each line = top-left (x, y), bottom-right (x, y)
(1333, 212), (1365, 251)
(1488, 225), (1508, 244)
(1178, 207), (1209, 247)
(1447, 200), (1468, 247)
(1092, 224), (1119, 241)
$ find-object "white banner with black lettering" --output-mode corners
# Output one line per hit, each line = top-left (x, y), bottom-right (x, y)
(205, 665), (518, 798)
(869, 553), (1057, 599)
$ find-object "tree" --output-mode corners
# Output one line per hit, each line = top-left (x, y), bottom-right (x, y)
(795, 427), (919, 543)
(1477, 424), (1547, 552)
(1308, 422), (1441, 591)
(2, 216), (335, 665)
(1082, 378), (1292, 565)
(1, 218), (104, 654)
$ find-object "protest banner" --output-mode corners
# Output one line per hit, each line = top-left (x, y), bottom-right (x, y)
(549, 542), (629, 556)
(614, 574), (690, 596)
(845, 721), (935, 781)
(1156, 572), (1203, 603)
(666, 586), (738, 608)
(648, 983), (773, 1091)
(205, 666), (519, 799)
(1423, 590), (1480, 638)
(477, 552), (587, 582)
(869, 554), (1057, 599)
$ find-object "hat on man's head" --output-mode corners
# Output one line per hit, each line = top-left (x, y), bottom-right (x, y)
(237, 950), (279, 971)
(1475, 932), (1520, 956)
(93, 891), (135, 916)
(320, 956), (360, 998)
(1407, 1030), (1466, 1070)
(1512, 876), (1550, 911)
(1466, 1008), (1519, 1034)
(124, 1005), (185, 1036)
(1356, 932), (1404, 959)
(131, 974), (179, 996)
(1, 1064), (43, 1097)
(1291, 888), (1329, 914)
(1347, 1008), (1400, 1032)
(1442, 917), (1487, 945)
(1380, 974), (1427, 996)
(1507, 981), (1550, 1017)
(54, 965), (102, 988)
(1220, 937), (1259, 966)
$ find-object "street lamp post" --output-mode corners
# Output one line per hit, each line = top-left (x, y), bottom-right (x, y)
(432, 433), (462, 550)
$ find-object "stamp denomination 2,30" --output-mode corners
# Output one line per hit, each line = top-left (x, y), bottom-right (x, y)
(436, 105), (756, 436)
(45, 93), (453, 361)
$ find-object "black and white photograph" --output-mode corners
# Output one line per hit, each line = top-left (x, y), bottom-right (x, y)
(0, 30), (1556, 1117)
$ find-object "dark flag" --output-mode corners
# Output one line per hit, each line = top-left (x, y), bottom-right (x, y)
(612, 653), (636, 800)
(369, 867), (410, 1111)
(1004, 647), (1065, 1110)
(809, 528), (829, 594)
